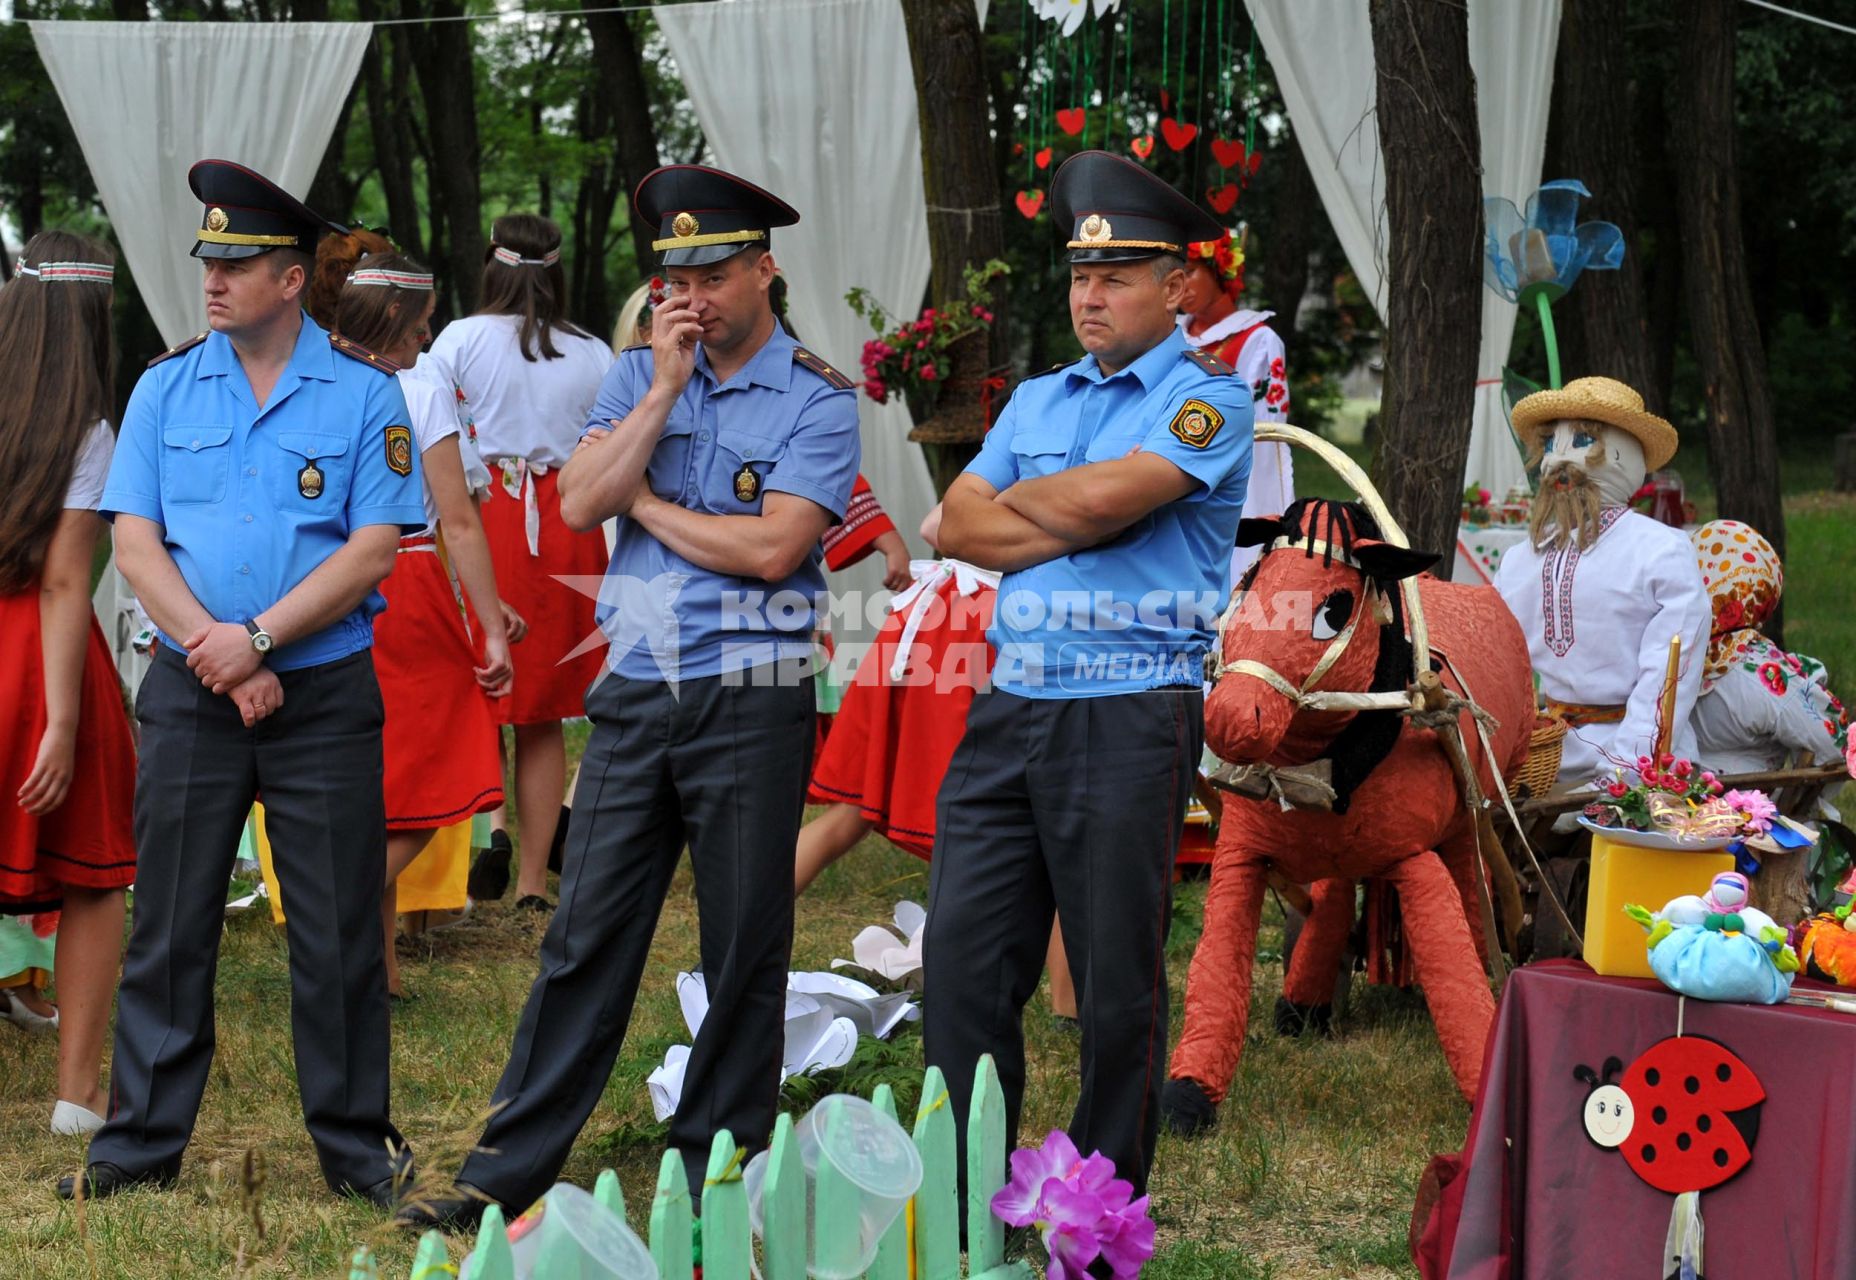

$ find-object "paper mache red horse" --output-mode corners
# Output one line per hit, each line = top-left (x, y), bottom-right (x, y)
(1163, 498), (1533, 1134)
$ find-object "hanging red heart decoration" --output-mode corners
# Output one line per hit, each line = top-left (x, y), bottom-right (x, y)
(1206, 183), (1239, 214)
(1210, 137), (1246, 170)
(1055, 108), (1087, 137)
(1015, 189), (1046, 219)
(1247, 151), (1264, 175)
(1160, 118), (1199, 151)
(1035, 147), (1053, 171)
(1012, 141), (1025, 158)
(1130, 134), (1156, 160)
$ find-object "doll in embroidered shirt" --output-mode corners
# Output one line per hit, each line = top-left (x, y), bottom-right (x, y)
(1493, 377), (1708, 789)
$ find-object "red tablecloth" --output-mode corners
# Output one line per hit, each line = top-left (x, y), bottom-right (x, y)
(1424, 959), (1856, 1279)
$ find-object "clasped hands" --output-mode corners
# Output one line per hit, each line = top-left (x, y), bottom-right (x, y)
(184, 621), (279, 728)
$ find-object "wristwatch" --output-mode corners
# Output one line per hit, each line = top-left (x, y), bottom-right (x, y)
(244, 618), (275, 655)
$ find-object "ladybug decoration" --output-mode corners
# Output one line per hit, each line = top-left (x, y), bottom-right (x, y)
(1575, 1035), (1765, 1278)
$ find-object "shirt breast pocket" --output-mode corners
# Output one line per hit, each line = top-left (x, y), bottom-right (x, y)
(1010, 426), (1071, 479)
(715, 431), (790, 512)
(646, 413), (696, 501)
(273, 430), (354, 513)
(160, 426), (233, 505)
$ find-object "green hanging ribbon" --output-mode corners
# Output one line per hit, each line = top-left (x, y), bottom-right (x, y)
(1244, 24), (1257, 156)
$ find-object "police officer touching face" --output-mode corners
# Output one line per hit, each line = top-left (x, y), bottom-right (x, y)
(65, 161), (426, 1206)
(400, 165), (859, 1230)
(924, 151), (1254, 1202)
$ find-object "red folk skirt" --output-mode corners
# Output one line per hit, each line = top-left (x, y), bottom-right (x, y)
(807, 570), (995, 857)
(478, 465), (609, 725)
(375, 538), (505, 831)
(0, 587), (136, 906)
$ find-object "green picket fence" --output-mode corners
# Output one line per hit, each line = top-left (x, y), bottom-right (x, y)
(348, 1055), (1033, 1280)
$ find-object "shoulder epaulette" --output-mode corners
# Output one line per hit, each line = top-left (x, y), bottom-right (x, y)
(793, 346), (854, 391)
(1183, 347), (1235, 377)
(146, 333), (208, 368)
(330, 333), (403, 376)
(620, 342), (651, 354)
(1025, 359), (1078, 381)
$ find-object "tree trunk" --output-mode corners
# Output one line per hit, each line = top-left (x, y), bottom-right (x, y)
(1548, 0), (1659, 408)
(901, 0), (1008, 494)
(305, 76), (360, 219)
(1259, 139), (1316, 336)
(1669, 0), (1786, 579)
(403, 0), (485, 315)
(110, 0), (146, 17)
(1368, 0), (1484, 570)
(586, 10), (664, 280)
(356, 6), (424, 257)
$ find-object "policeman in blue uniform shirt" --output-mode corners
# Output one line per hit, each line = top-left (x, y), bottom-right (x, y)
(925, 150), (1254, 1199)
(401, 164), (860, 1230)
(65, 160), (426, 1206)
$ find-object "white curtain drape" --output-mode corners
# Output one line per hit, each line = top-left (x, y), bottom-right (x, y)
(654, 0), (939, 646)
(30, 21), (370, 347)
(1245, 0), (1560, 502)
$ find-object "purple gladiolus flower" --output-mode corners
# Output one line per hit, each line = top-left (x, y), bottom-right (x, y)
(991, 1130), (1156, 1278)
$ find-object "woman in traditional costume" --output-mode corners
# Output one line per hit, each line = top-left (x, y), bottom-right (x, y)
(422, 216), (613, 910)
(0, 231), (136, 1133)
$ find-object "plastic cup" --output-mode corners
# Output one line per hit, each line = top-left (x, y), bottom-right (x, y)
(745, 1094), (923, 1280)
(491, 1182), (656, 1280)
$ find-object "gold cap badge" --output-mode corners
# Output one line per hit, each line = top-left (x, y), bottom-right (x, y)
(206, 207), (230, 233)
(671, 211), (700, 239)
(1078, 214), (1112, 243)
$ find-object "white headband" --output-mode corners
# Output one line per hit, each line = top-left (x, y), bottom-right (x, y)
(491, 245), (560, 268)
(347, 267), (434, 291)
(18, 261), (114, 284)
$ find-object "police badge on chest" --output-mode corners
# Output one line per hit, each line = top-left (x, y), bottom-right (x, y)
(298, 461), (324, 499)
(733, 463), (761, 503)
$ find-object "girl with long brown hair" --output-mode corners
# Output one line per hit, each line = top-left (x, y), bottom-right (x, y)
(0, 230), (136, 1134)
(421, 214), (612, 911)
(321, 240), (524, 998)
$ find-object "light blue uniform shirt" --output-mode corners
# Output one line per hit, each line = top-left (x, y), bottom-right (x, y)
(584, 324), (861, 682)
(100, 314), (427, 671)
(966, 328), (1253, 698)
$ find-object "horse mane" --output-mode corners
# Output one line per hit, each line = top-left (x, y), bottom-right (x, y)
(1274, 498), (1410, 813)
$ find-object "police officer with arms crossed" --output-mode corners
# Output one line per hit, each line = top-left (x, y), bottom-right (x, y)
(925, 151), (1253, 1201)
(63, 161), (426, 1206)
(400, 165), (859, 1230)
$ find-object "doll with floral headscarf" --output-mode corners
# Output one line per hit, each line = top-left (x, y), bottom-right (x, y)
(1177, 228), (1293, 582)
(1687, 519), (1848, 775)
(1494, 377), (1709, 788)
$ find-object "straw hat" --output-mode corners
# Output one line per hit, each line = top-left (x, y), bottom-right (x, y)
(1511, 376), (1678, 471)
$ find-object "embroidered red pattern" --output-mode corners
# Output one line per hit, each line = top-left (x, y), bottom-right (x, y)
(1540, 507), (1626, 658)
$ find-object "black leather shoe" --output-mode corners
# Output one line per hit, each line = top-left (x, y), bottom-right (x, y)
(468, 830), (513, 901)
(57, 1162), (176, 1200)
(395, 1186), (492, 1233)
(351, 1169), (417, 1211)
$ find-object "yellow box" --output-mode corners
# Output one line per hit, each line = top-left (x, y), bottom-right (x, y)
(1582, 832), (1736, 979)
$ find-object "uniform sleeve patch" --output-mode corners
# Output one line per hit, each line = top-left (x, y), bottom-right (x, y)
(1168, 398), (1225, 449)
(385, 425), (414, 476)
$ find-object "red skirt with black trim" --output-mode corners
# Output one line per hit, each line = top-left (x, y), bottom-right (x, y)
(376, 541), (505, 831)
(0, 587), (136, 906)
(478, 465), (609, 725)
(807, 574), (995, 857)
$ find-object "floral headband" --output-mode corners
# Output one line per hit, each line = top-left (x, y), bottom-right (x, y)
(1186, 231), (1244, 296)
(18, 260), (114, 284)
(491, 245), (560, 268)
(347, 267), (434, 291)
(647, 275), (669, 307)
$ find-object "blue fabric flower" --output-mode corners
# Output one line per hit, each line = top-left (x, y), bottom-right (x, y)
(1483, 179), (1625, 302)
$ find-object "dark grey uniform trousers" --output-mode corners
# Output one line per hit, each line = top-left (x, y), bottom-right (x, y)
(460, 661), (814, 1211)
(89, 647), (407, 1194)
(923, 685), (1202, 1196)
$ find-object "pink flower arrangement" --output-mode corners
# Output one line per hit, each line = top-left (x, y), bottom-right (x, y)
(991, 1130), (1155, 1279)
(847, 260), (1007, 412)
(1585, 754), (1775, 842)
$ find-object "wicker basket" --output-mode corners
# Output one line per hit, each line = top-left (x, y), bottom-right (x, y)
(1513, 714), (1569, 799)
